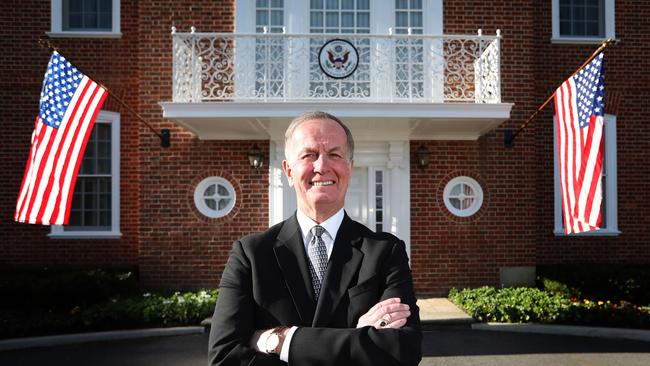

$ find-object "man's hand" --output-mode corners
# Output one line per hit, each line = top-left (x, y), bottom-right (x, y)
(356, 297), (411, 329)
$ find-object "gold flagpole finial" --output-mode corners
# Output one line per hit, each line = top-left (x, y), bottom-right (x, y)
(38, 38), (58, 52)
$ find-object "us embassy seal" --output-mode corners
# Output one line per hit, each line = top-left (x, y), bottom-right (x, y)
(318, 39), (359, 79)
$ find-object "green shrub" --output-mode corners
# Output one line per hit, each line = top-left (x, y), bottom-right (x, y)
(82, 290), (218, 330)
(539, 278), (581, 299)
(557, 299), (650, 329)
(0, 267), (139, 310)
(449, 287), (572, 323)
(537, 264), (650, 305)
(449, 286), (650, 329)
(0, 290), (218, 339)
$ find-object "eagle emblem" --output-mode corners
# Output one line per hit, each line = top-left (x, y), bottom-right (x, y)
(327, 45), (350, 69)
(318, 39), (359, 79)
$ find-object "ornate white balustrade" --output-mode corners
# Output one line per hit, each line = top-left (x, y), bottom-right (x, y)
(172, 29), (501, 104)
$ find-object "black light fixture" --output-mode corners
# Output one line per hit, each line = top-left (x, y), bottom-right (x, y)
(248, 144), (264, 169)
(416, 144), (429, 168)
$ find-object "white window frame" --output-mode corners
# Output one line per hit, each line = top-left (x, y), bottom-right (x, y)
(369, 167), (386, 232)
(49, 0), (122, 38)
(443, 176), (484, 217)
(552, 0), (615, 44)
(50, 111), (121, 239)
(193, 177), (237, 219)
(237, 0), (443, 35)
(554, 114), (619, 236)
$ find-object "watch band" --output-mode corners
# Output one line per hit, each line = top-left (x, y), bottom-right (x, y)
(266, 326), (288, 355)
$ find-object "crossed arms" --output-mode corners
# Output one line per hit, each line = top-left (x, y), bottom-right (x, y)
(208, 236), (422, 366)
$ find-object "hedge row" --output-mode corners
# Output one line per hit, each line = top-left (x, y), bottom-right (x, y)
(0, 290), (218, 339)
(449, 286), (650, 329)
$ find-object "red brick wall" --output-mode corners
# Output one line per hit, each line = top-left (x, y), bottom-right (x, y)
(2, 0), (649, 294)
(410, 138), (537, 296)
(0, 1), (270, 291)
(137, 138), (269, 289)
(0, 0), (141, 268)
(408, 1), (538, 296)
(532, 0), (650, 264)
(134, 0), (271, 288)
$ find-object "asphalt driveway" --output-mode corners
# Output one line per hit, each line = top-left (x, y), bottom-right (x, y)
(0, 329), (649, 366)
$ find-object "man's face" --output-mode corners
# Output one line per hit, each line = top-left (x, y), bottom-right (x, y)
(282, 118), (353, 222)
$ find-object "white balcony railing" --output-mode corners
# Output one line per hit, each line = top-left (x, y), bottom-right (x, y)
(172, 28), (501, 104)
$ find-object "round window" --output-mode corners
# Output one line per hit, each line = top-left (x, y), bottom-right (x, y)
(443, 176), (483, 217)
(194, 177), (236, 218)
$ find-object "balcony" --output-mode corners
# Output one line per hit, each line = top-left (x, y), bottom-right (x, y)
(160, 29), (512, 140)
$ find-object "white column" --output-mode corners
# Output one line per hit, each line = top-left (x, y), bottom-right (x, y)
(235, 1), (256, 99)
(424, 0), (444, 102)
(387, 141), (411, 259)
(269, 140), (297, 226)
(370, 0), (395, 102)
(285, 0), (310, 100)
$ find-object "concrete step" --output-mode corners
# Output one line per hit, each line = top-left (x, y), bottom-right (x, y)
(417, 298), (474, 328)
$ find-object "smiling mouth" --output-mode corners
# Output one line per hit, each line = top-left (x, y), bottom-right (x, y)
(311, 180), (335, 186)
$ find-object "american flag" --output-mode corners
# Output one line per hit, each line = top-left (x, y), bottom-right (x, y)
(554, 53), (605, 234)
(14, 51), (108, 225)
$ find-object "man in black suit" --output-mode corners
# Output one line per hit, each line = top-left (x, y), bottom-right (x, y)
(208, 111), (422, 365)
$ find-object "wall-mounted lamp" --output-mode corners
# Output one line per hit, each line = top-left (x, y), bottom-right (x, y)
(416, 145), (429, 168)
(248, 144), (264, 169)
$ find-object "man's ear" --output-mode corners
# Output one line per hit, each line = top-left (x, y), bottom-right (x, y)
(282, 160), (294, 187)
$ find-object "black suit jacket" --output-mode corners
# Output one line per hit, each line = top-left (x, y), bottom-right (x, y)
(208, 213), (422, 366)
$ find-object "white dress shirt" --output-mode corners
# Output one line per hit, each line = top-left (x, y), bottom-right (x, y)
(278, 208), (345, 361)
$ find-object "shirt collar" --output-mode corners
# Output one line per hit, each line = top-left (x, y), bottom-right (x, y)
(296, 207), (345, 243)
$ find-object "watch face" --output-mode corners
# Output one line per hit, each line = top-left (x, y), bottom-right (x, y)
(266, 333), (280, 353)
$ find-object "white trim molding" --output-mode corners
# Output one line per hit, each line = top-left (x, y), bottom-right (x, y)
(193, 176), (237, 218)
(443, 176), (484, 217)
(551, 0), (615, 44)
(554, 114), (619, 236)
(160, 101), (513, 141)
(49, 0), (121, 38)
(50, 111), (121, 239)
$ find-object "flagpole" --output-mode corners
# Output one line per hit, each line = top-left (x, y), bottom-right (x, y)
(504, 37), (616, 148)
(37, 38), (171, 148)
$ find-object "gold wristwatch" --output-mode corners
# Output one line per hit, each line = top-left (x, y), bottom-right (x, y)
(265, 326), (288, 355)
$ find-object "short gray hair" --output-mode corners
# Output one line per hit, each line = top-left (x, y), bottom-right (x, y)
(284, 111), (355, 161)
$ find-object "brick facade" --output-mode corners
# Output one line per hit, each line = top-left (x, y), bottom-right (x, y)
(532, 0), (650, 265)
(1, 1), (648, 295)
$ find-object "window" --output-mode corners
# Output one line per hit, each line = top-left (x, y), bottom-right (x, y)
(309, 0), (370, 34)
(194, 177), (237, 218)
(395, 0), (424, 99)
(554, 114), (619, 235)
(552, 0), (615, 43)
(51, 111), (120, 238)
(50, 0), (121, 37)
(443, 176), (483, 217)
(309, 0), (371, 98)
(395, 0), (423, 34)
(255, 0), (285, 98)
(374, 170), (384, 232)
(256, 0), (284, 33)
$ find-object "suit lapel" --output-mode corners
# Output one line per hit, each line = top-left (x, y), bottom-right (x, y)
(274, 215), (316, 325)
(312, 214), (364, 327)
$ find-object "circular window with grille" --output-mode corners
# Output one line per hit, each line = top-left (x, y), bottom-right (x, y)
(194, 177), (236, 218)
(443, 176), (483, 217)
